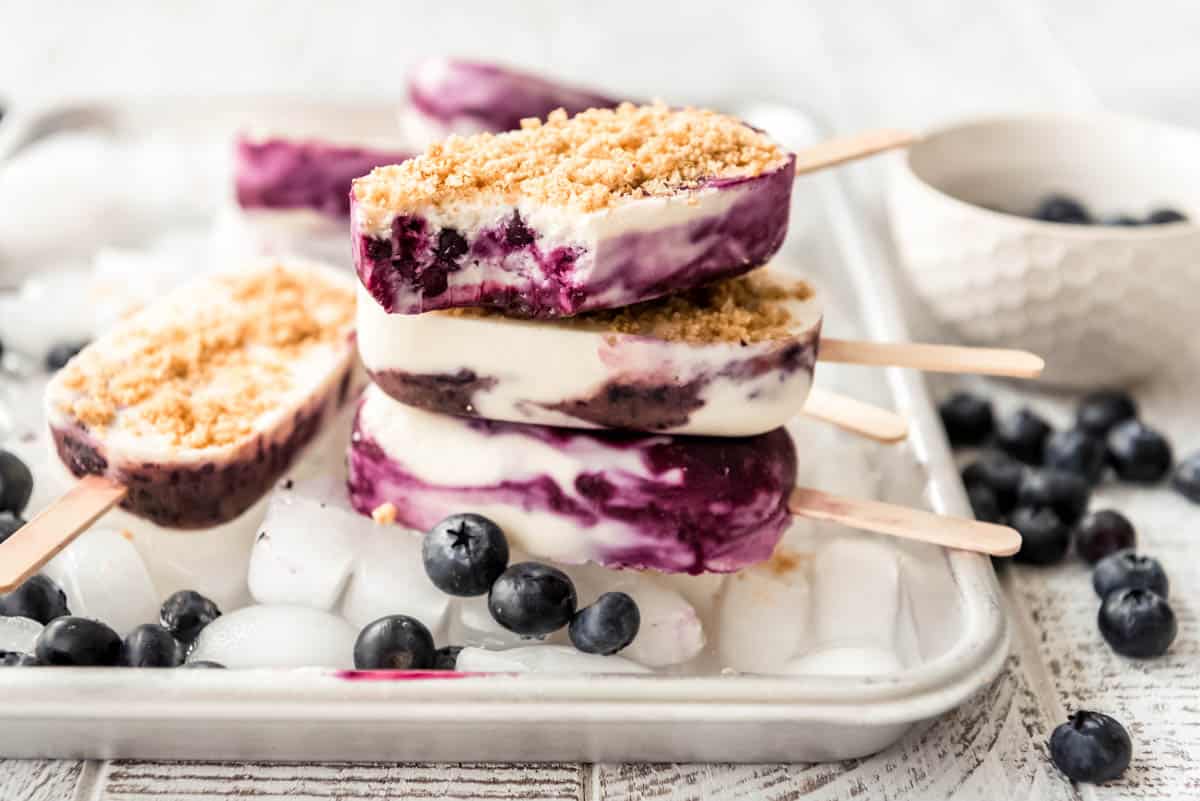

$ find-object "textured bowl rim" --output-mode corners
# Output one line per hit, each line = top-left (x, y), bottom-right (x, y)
(900, 110), (1200, 239)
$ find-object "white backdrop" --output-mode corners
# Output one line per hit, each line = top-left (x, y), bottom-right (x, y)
(4, 0), (1200, 132)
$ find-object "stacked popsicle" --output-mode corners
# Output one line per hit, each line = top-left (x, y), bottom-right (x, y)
(343, 102), (1023, 575)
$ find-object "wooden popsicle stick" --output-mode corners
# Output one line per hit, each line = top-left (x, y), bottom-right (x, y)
(820, 338), (1045, 379)
(801, 387), (909, 443)
(789, 486), (1020, 557)
(0, 475), (127, 593)
(793, 128), (917, 176)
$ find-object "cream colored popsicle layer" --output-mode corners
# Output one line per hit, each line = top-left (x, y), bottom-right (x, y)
(357, 267), (820, 436)
(44, 260), (358, 528)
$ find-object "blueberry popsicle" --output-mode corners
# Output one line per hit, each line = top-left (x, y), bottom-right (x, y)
(43, 260), (358, 528)
(352, 102), (795, 318)
(402, 57), (621, 144)
(359, 267), (820, 436)
(347, 386), (1020, 574)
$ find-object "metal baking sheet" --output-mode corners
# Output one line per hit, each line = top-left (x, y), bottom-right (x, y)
(0, 97), (1006, 763)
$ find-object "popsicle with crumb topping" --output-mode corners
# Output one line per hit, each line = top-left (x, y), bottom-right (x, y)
(347, 385), (1021, 574)
(43, 260), (358, 529)
(358, 267), (821, 436)
(352, 103), (796, 318)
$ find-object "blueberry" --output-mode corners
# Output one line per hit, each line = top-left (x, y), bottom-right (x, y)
(0, 514), (25, 545)
(0, 651), (39, 666)
(433, 645), (463, 671)
(0, 450), (33, 516)
(35, 617), (122, 666)
(938, 391), (994, 447)
(121, 623), (184, 667)
(160, 590), (221, 643)
(1043, 428), (1106, 485)
(44, 341), (88, 371)
(0, 574), (70, 624)
(1171, 450), (1200, 503)
(967, 484), (1003, 523)
(1107, 420), (1173, 483)
(1076, 390), (1137, 437)
(962, 450), (1025, 513)
(1146, 208), (1187, 224)
(489, 562), (577, 636)
(1033, 194), (1091, 224)
(1093, 550), (1168, 599)
(1074, 510), (1136, 564)
(994, 408), (1052, 465)
(1049, 711), (1131, 784)
(1104, 215), (1140, 227)
(569, 592), (640, 655)
(1010, 506), (1070, 565)
(1098, 588), (1176, 658)
(1017, 469), (1090, 526)
(353, 615), (435, 670)
(182, 660), (226, 669)
(422, 513), (510, 597)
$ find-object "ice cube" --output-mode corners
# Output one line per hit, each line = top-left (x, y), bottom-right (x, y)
(717, 548), (813, 673)
(341, 525), (452, 638)
(42, 528), (160, 636)
(124, 503), (262, 614)
(567, 565), (705, 668)
(456, 645), (651, 674)
(0, 269), (96, 359)
(0, 616), (43, 654)
(188, 604), (357, 669)
(653, 571), (727, 619)
(810, 537), (901, 651)
(782, 645), (905, 677)
(447, 594), (532, 650)
(248, 475), (360, 610)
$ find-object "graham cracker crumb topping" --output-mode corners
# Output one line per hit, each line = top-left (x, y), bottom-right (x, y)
(58, 264), (354, 450)
(353, 103), (786, 214)
(371, 503), (398, 525)
(449, 270), (813, 344)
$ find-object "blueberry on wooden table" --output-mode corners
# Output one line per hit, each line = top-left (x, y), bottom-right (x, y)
(1092, 550), (1169, 599)
(962, 450), (1025, 514)
(1171, 450), (1200, 502)
(937, 391), (994, 447)
(1146, 208), (1188, 224)
(1073, 510), (1136, 564)
(422, 513), (510, 596)
(1033, 194), (1092, 224)
(1043, 428), (1106, 485)
(1049, 710), (1131, 784)
(569, 592), (640, 655)
(0, 574), (70, 624)
(35, 617), (122, 666)
(1098, 588), (1176, 658)
(1076, 390), (1137, 437)
(1010, 506), (1071, 565)
(966, 484), (1003, 524)
(1017, 468), (1090, 526)
(0, 514), (26, 545)
(353, 615), (435, 670)
(1107, 420), (1173, 483)
(994, 408), (1052, 465)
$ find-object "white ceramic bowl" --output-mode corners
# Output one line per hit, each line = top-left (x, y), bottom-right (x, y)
(888, 112), (1200, 387)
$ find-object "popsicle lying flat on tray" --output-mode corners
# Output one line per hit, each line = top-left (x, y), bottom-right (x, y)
(352, 102), (797, 318)
(347, 386), (1020, 575)
(402, 57), (622, 144)
(358, 267), (1044, 436)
